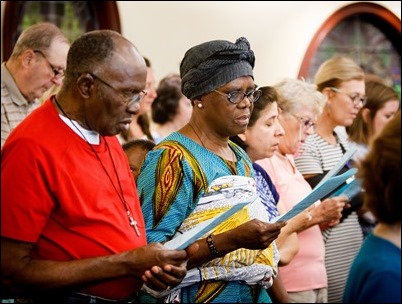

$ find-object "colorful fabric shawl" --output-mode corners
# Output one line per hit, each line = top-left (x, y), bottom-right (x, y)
(137, 132), (278, 303)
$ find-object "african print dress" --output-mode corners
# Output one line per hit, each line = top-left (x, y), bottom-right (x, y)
(137, 132), (279, 303)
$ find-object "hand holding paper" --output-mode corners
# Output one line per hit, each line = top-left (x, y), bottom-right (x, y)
(271, 168), (357, 223)
(163, 201), (250, 250)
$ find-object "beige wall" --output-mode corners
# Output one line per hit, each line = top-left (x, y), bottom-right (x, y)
(2, 1), (400, 86)
(117, 1), (400, 86)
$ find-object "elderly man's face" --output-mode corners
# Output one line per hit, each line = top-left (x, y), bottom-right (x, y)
(85, 43), (147, 136)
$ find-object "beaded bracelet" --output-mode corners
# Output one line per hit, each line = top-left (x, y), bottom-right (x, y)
(206, 234), (220, 258)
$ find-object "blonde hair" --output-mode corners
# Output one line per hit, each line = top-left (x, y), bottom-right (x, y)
(314, 56), (365, 91)
(274, 78), (326, 117)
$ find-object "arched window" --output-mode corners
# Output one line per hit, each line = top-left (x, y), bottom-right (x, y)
(299, 2), (400, 95)
(2, 1), (121, 61)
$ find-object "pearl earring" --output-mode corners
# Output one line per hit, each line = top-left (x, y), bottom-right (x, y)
(197, 103), (203, 108)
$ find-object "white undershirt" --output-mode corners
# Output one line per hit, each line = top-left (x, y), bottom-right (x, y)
(59, 114), (100, 145)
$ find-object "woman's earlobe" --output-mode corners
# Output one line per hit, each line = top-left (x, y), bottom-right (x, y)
(322, 87), (334, 101)
(361, 108), (371, 123)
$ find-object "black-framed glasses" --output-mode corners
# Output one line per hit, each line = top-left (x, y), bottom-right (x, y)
(329, 87), (367, 106)
(213, 89), (262, 104)
(88, 72), (147, 105)
(291, 113), (316, 130)
(34, 50), (65, 79)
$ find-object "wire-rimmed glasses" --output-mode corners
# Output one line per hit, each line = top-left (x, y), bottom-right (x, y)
(34, 50), (65, 79)
(89, 72), (147, 105)
(329, 87), (367, 106)
(213, 89), (262, 104)
(291, 113), (316, 130)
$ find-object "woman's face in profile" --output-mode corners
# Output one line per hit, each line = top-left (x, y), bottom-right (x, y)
(200, 76), (256, 137)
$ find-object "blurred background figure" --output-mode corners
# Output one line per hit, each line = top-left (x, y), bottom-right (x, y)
(346, 79), (400, 238)
(119, 56), (157, 143)
(151, 73), (193, 144)
(1, 22), (69, 148)
(347, 79), (400, 165)
(123, 138), (155, 182)
(39, 84), (62, 104)
(343, 111), (401, 303)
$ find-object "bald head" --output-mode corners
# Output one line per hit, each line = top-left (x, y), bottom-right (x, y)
(63, 30), (144, 85)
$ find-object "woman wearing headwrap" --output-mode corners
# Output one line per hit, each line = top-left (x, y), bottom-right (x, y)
(137, 37), (287, 303)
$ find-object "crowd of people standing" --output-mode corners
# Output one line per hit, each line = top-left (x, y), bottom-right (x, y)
(1, 22), (400, 304)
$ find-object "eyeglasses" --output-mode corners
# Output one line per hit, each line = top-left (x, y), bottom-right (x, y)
(88, 73), (147, 105)
(329, 87), (367, 106)
(213, 89), (262, 104)
(291, 113), (316, 130)
(34, 50), (65, 79)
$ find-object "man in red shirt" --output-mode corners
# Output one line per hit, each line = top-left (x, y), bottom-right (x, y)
(1, 30), (197, 303)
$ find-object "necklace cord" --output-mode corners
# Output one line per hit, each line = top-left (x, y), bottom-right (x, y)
(53, 96), (140, 236)
(188, 122), (205, 148)
(187, 123), (236, 162)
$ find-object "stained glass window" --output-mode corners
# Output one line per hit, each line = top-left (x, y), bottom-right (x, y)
(309, 15), (400, 96)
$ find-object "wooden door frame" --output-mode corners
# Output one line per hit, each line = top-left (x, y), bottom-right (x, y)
(2, 1), (121, 61)
(298, 2), (401, 79)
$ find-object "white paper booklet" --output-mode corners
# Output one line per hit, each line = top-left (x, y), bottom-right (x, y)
(164, 175), (259, 250)
(163, 201), (250, 250)
(271, 168), (357, 222)
(329, 176), (362, 200)
(313, 147), (357, 189)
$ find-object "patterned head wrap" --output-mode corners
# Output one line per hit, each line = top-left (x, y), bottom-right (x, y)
(180, 37), (255, 100)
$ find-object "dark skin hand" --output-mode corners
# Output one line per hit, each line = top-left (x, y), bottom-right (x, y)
(142, 242), (199, 290)
(187, 219), (286, 269)
(1, 237), (199, 295)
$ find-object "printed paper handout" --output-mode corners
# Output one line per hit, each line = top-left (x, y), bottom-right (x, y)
(164, 201), (250, 250)
(314, 147), (357, 189)
(330, 176), (362, 200)
(271, 168), (357, 222)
